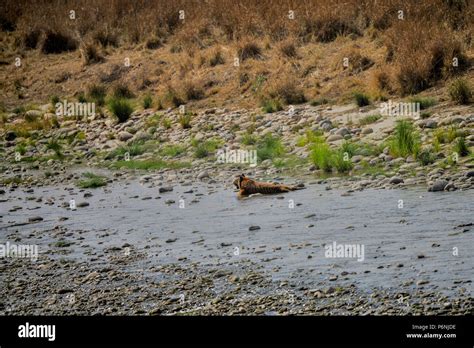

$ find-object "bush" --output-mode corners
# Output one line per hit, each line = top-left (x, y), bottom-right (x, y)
(353, 92), (370, 106)
(310, 98), (329, 106)
(332, 149), (354, 173)
(261, 99), (283, 113)
(389, 120), (420, 157)
(359, 114), (381, 126)
(145, 36), (162, 49)
(178, 112), (192, 129)
(51, 95), (60, 106)
(408, 96), (436, 110)
(193, 139), (221, 158)
(108, 98), (134, 123)
(238, 41), (262, 61)
(24, 29), (41, 49)
(76, 172), (107, 188)
(113, 83), (134, 99)
(256, 134), (285, 162)
(310, 140), (333, 172)
(162, 118), (172, 129)
(454, 136), (470, 156)
(160, 145), (185, 157)
(162, 87), (184, 107)
(279, 41), (298, 58)
(106, 140), (146, 160)
(77, 93), (87, 103)
(143, 95), (153, 109)
(182, 80), (205, 101)
(46, 138), (63, 157)
(266, 78), (306, 105)
(241, 133), (257, 145)
(209, 49), (225, 66)
(81, 42), (104, 65)
(41, 31), (77, 54)
(417, 148), (437, 165)
(449, 79), (472, 104)
(88, 84), (107, 106)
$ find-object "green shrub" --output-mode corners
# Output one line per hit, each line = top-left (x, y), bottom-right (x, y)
(332, 149), (354, 173)
(389, 120), (420, 157)
(46, 138), (63, 158)
(106, 140), (146, 160)
(353, 92), (370, 107)
(51, 95), (60, 106)
(417, 148), (437, 165)
(257, 134), (285, 162)
(88, 84), (106, 106)
(454, 136), (470, 156)
(143, 94), (153, 109)
(261, 99), (283, 113)
(241, 133), (258, 145)
(160, 145), (185, 157)
(408, 96), (436, 110)
(162, 118), (172, 129)
(76, 172), (107, 188)
(192, 139), (221, 158)
(113, 84), (134, 99)
(178, 112), (193, 129)
(111, 159), (189, 170)
(310, 140), (333, 172)
(310, 98), (329, 106)
(449, 79), (472, 104)
(296, 129), (323, 147)
(108, 97), (134, 123)
(77, 93), (87, 103)
(359, 114), (382, 126)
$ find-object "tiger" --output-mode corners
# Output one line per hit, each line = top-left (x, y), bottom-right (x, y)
(233, 174), (304, 198)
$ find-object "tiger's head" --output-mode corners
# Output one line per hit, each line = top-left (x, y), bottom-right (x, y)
(233, 173), (247, 190)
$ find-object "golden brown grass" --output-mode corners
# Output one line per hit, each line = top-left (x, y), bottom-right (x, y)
(0, 0), (472, 110)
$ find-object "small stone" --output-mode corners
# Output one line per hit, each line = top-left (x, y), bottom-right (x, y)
(118, 131), (133, 142)
(389, 176), (404, 184)
(249, 225), (261, 231)
(428, 180), (448, 192)
(159, 186), (173, 193)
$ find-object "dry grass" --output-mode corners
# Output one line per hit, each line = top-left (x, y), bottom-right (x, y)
(0, 0), (472, 110)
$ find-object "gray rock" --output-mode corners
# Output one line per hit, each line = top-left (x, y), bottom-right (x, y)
(159, 186), (174, 193)
(389, 176), (404, 184)
(362, 127), (373, 135)
(336, 128), (350, 136)
(118, 131), (133, 142)
(249, 225), (261, 231)
(428, 180), (448, 192)
(197, 170), (210, 180)
(327, 134), (343, 142)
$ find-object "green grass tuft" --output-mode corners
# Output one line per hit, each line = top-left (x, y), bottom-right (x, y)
(449, 78), (472, 104)
(353, 92), (370, 107)
(76, 172), (107, 188)
(389, 120), (420, 157)
(108, 97), (134, 123)
(256, 134), (285, 162)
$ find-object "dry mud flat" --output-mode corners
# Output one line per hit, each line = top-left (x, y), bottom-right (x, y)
(0, 174), (472, 315)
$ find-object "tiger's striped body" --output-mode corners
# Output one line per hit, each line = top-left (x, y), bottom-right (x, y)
(233, 174), (302, 198)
